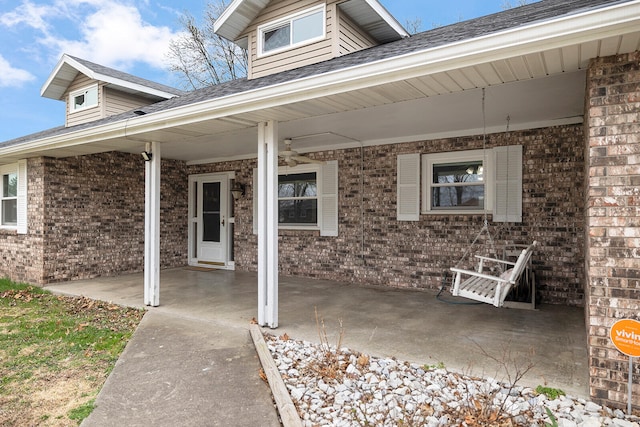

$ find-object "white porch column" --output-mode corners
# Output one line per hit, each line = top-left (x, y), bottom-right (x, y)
(144, 141), (161, 307)
(257, 121), (279, 328)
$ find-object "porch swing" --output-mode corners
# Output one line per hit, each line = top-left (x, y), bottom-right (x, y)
(445, 89), (538, 308)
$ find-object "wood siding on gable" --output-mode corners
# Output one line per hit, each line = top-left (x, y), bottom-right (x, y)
(65, 74), (103, 128)
(245, 0), (338, 79)
(104, 88), (153, 117)
(337, 10), (376, 56)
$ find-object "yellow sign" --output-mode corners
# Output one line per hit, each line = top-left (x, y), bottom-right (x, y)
(610, 319), (640, 357)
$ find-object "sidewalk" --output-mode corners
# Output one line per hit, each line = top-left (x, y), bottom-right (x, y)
(46, 267), (589, 425)
(81, 311), (280, 427)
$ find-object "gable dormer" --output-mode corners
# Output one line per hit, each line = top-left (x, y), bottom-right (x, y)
(41, 54), (183, 128)
(215, 0), (408, 80)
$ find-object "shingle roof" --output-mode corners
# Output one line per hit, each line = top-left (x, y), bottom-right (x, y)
(0, 0), (628, 149)
(66, 55), (185, 97)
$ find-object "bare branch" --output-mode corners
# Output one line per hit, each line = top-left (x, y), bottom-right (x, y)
(166, 0), (248, 90)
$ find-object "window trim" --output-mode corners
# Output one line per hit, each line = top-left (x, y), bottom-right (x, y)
(0, 164), (18, 229)
(422, 149), (494, 215)
(277, 164), (321, 230)
(69, 84), (99, 113)
(257, 5), (326, 57)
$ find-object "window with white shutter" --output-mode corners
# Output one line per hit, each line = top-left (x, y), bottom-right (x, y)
(419, 147), (521, 219)
(253, 161), (338, 235)
(0, 161), (27, 233)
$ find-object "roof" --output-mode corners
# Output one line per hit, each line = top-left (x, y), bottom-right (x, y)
(1, 0), (635, 151)
(214, 0), (409, 48)
(40, 54), (185, 101)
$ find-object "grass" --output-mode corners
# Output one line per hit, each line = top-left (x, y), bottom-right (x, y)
(0, 278), (144, 426)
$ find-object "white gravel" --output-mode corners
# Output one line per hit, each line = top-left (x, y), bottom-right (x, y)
(265, 334), (640, 427)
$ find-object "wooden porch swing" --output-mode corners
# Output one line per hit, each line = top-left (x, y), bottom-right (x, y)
(450, 240), (538, 307)
(446, 89), (537, 308)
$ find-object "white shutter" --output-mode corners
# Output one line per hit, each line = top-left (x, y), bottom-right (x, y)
(252, 168), (258, 235)
(320, 160), (338, 237)
(17, 160), (27, 234)
(397, 153), (420, 221)
(493, 145), (522, 223)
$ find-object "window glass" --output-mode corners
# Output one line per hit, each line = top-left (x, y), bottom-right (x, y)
(264, 24), (290, 52)
(278, 172), (317, 225)
(431, 161), (484, 209)
(71, 86), (98, 112)
(3, 173), (17, 197)
(74, 94), (86, 110)
(2, 200), (17, 225)
(1, 172), (18, 226)
(292, 10), (323, 44)
(260, 6), (324, 54)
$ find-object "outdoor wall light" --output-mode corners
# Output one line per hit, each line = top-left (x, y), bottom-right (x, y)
(141, 151), (152, 161)
(231, 182), (245, 200)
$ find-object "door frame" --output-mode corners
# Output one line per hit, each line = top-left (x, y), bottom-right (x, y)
(188, 172), (235, 270)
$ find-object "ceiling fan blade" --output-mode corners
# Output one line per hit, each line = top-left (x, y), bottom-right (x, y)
(292, 154), (325, 165)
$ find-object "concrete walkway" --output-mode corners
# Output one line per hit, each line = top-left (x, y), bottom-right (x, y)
(80, 312), (279, 427)
(47, 268), (589, 425)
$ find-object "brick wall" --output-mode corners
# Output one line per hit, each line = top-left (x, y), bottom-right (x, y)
(41, 152), (188, 283)
(0, 158), (45, 283)
(585, 51), (640, 410)
(0, 152), (188, 285)
(224, 125), (586, 306)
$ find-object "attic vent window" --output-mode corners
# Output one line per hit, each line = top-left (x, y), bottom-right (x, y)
(70, 84), (98, 112)
(259, 5), (325, 55)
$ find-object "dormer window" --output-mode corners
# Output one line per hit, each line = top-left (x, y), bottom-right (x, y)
(258, 5), (325, 56)
(69, 84), (98, 112)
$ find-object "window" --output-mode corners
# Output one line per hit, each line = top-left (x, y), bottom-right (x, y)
(278, 172), (317, 225)
(396, 147), (522, 222)
(423, 150), (492, 213)
(253, 161), (338, 236)
(69, 84), (98, 112)
(1, 171), (17, 226)
(259, 6), (325, 55)
(0, 160), (26, 232)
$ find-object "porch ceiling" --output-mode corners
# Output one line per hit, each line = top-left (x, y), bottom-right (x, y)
(3, 1), (640, 165)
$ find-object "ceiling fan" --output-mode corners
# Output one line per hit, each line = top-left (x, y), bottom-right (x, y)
(279, 138), (325, 167)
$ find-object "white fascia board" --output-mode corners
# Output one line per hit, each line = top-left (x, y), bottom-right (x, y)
(41, 54), (177, 100)
(364, 0), (409, 38)
(15, 1), (640, 157)
(40, 54), (85, 99)
(213, 0), (244, 34)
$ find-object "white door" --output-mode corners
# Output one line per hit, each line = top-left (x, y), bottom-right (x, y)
(193, 177), (228, 266)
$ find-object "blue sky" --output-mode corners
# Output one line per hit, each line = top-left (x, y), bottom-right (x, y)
(0, 0), (514, 142)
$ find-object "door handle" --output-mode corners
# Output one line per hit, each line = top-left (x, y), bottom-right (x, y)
(221, 217), (225, 226)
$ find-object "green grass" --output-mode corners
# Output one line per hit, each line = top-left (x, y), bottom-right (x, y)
(536, 385), (566, 400)
(0, 278), (144, 425)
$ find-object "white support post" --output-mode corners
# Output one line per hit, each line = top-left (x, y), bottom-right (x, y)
(257, 121), (279, 328)
(144, 142), (161, 307)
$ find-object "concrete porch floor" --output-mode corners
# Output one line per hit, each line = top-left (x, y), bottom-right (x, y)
(46, 267), (589, 398)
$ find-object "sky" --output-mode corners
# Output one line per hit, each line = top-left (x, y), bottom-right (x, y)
(0, 0), (515, 143)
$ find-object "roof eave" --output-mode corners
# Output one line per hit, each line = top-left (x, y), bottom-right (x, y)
(41, 54), (178, 101)
(13, 0), (640, 159)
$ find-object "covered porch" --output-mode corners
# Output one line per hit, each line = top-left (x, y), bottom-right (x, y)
(46, 268), (589, 398)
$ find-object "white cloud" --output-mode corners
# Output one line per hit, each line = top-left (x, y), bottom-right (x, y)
(2, 0), (183, 72)
(55, 1), (179, 69)
(0, 55), (36, 87)
(0, 1), (57, 32)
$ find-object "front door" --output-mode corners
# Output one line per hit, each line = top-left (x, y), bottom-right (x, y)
(189, 175), (228, 267)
